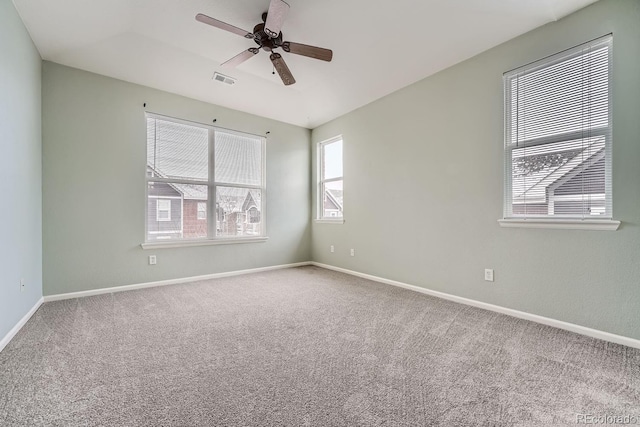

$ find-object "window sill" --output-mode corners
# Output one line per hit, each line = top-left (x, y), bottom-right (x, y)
(141, 237), (268, 250)
(498, 218), (620, 231)
(314, 219), (345, 224)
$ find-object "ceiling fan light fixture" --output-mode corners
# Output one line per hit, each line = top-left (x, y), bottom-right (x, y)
(212, 72), (237, 85)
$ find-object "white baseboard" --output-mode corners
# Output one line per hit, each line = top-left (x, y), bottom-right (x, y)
(0, 297), (44, 353)
(311, 262), (640, 350)
(43, 261), (312, 302)
(35, 260), (640, 350)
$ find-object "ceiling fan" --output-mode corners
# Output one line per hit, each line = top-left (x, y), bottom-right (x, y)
(196, 0), (333, 86)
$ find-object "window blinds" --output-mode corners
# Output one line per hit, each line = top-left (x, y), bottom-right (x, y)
(504, 35), (612, 220)
(146, 115), (265, 242)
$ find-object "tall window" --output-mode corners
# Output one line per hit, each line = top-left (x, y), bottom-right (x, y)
(146, 114), (265, 242)
(503, 35), (612, 220)
(197, 202), (206, 220)
(318, 136), (343, 220)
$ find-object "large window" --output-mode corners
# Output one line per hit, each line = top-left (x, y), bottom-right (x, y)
(318, 136), (343, 220)
(146, 114), (265, 242)
(503, 35), (612, 221)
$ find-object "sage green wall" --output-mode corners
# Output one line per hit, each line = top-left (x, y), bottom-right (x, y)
(311, 0), (640, 339)
(42, 62), (311, 296)
(0, 0), (43, 340)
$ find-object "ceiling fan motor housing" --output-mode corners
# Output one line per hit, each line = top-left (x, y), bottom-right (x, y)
(253, 22), (283, 52)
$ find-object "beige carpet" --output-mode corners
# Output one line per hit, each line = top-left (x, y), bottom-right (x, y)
(1, 266), (638, 426)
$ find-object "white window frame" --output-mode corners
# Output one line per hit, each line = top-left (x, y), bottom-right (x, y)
(156, 199), (171, 222)
(500, 35), (619, 231)
(317, 136), (344, 223)
(143, 113), (267, 248)
(197, 202), (206, 220)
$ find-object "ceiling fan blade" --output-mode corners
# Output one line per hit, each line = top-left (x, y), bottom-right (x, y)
(282, 42), (333, 62)
(196, 13), (253, 39)
(264, 0), (290, 38)
(270, 52), (295, 86)
(221, 48), (260, 69)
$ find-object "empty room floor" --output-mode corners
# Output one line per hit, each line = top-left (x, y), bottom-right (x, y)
(1, 266), (638, 426)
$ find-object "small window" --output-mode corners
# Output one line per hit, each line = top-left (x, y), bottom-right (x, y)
(197, 202), (206, 220)
(247, 206), (260, 224)
(318, 137), (343, 220)
(503, 35), (612, 220)
(156, 199), (171, 221)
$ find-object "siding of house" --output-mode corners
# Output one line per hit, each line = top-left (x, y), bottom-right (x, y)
(511, 204), (548, 216)
(512, 157), (607, 216)
(147, 198), (183, 237)
(146, 182), (183, 240)
(183, 200), (207, 238)
(555, 157), (606, 196)
(322, 192), (342, 217)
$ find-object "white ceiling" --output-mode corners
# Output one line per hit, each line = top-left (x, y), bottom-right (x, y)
(13, 0), (597, 129)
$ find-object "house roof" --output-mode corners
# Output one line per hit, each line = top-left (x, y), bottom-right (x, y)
(171, 183), (207, 201)
(326, 189), (343, 211)
(218, 187), (261, 214)
(512, 138), (605, 204)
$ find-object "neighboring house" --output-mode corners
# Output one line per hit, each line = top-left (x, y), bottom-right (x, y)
(146, 173), (208, 240)
(323, 189), (343, 218)
(511, 139), (605, 216)
(147, 166), (261, 240)
(218, 189), (261, 236)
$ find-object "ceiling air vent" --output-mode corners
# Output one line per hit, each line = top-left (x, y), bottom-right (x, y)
(213, 72), (236, 85)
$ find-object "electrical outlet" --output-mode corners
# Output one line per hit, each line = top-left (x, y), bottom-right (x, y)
(330, 245), (335, 253)
(484, 269), (494, 282)
(149, 255), (157, 265)
(350, 249), (355, 257)
(20, 278), (25, 292)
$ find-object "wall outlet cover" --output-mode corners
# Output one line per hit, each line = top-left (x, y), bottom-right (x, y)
(484, 269), (494, 282)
